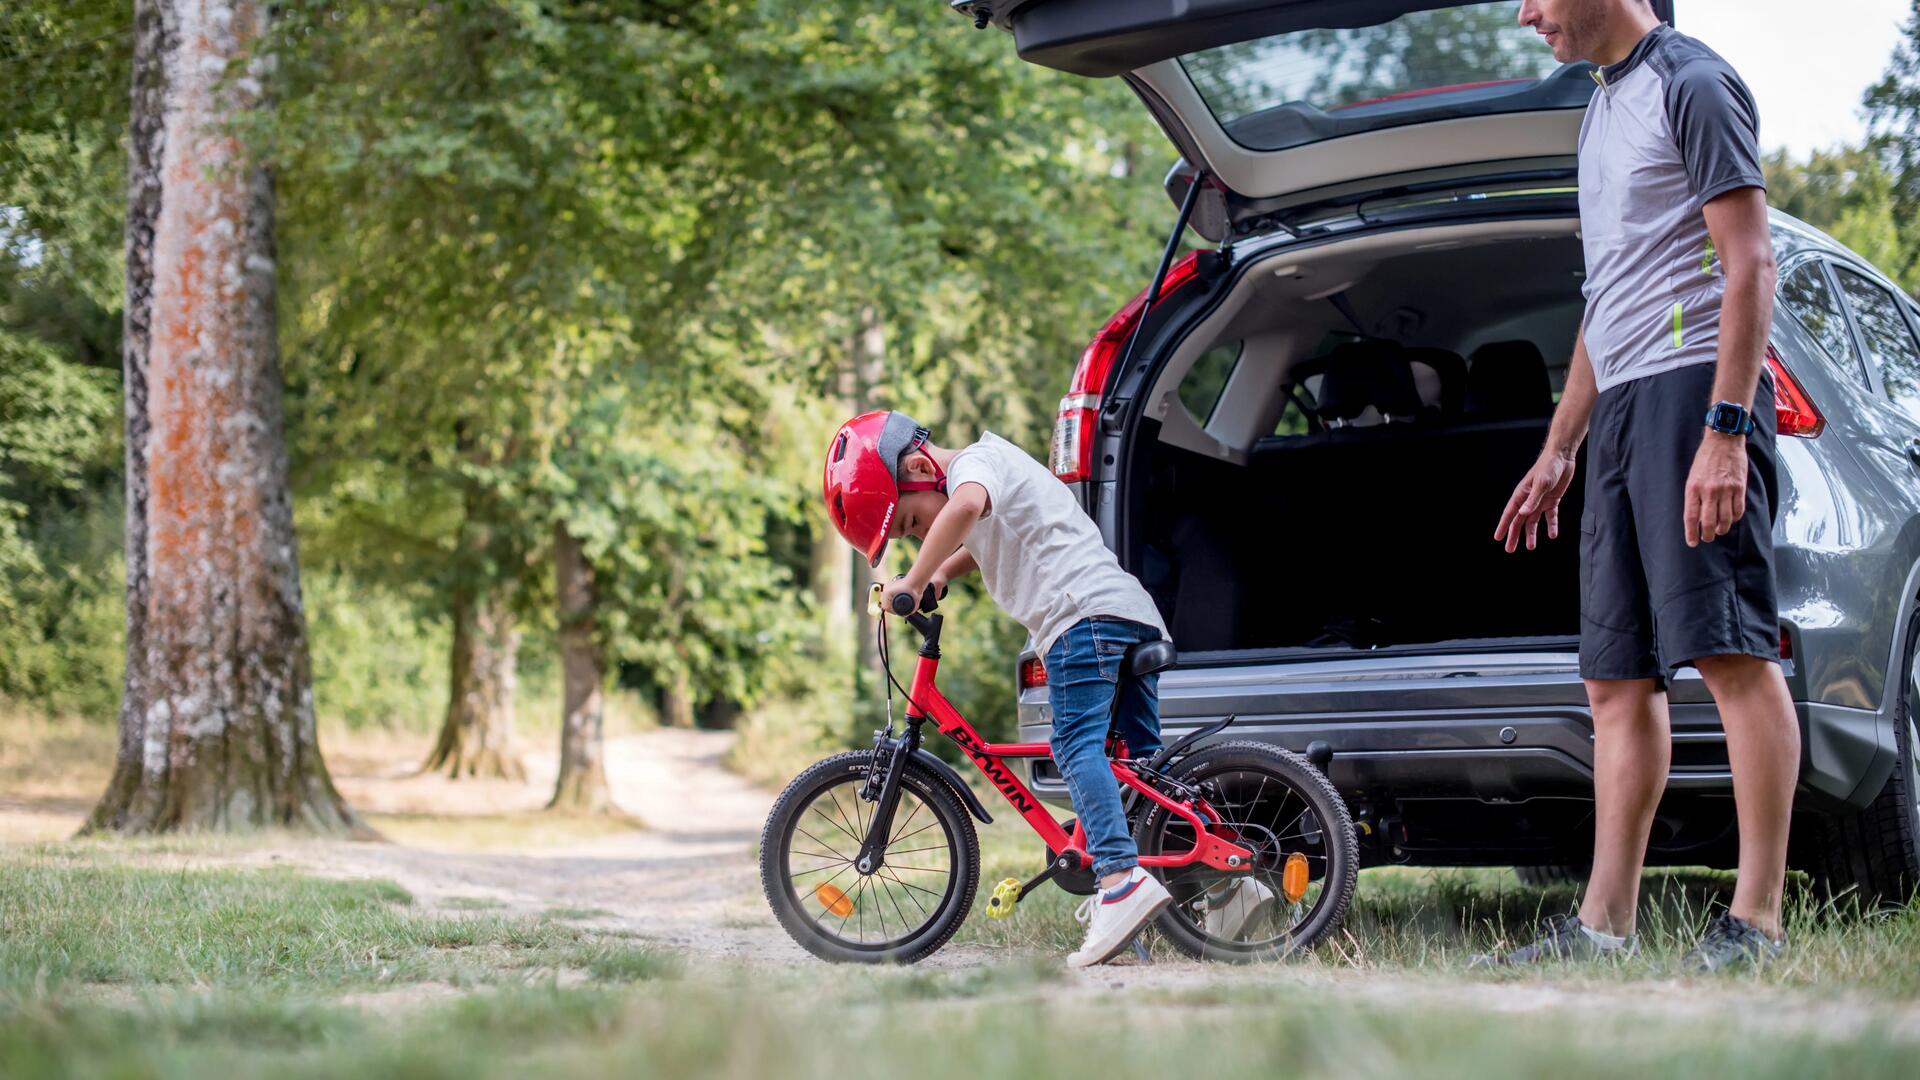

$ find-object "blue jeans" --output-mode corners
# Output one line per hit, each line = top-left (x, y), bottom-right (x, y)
(1044, 617), (1165, 879)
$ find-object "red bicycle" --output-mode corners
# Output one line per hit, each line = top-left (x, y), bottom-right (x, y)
(759, 584), (1358, 964)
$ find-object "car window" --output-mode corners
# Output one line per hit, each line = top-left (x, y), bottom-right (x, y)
(1176, 341), (1242, 425)
(1180, 1), (1584, 154)
(1778, 261), (1869, 387)
(1832, 266), (1920, 423)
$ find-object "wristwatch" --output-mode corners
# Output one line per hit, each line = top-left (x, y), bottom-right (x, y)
(1704, 400), (1757, 436)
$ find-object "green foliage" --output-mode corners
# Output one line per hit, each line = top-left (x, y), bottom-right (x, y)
(304, 570), (451, 731)
(1765, 147), (1915, 292)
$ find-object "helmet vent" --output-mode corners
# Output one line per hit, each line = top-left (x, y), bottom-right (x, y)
(833, 493), (846, 525)
(833, 433), (849, 462)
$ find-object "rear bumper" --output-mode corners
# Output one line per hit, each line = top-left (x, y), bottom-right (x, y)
(1013, 647), (1890, 811)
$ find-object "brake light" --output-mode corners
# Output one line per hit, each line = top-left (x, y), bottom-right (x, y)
(1019, 657), (1047, 689)
(1768, 344), (1824, 438)
(1050, 252), (1206, 482)
(1779, 626), (1794, 661)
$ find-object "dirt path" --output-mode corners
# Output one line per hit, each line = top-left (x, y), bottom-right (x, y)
(241, 729), (811, 961)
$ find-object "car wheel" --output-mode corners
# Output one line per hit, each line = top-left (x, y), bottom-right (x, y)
(1812, 611), (1920, 909)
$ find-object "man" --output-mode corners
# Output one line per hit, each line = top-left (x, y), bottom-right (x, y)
(1487, 0), (1798, 971)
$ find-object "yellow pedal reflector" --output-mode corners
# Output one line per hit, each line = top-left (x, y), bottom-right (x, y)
(1281, 852), (1311, 903)
(815, 882), (855, 918)
(986, 878), (1023, 919)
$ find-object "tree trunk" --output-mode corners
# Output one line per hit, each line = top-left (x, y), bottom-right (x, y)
(660, 667), (696, 729)
(88, 0), (357, 835)
(549, 521), (611, 812)
(422, 586), (524, 779)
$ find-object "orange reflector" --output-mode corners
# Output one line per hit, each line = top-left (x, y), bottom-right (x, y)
(814, 882), (855, 918)
(1281, 852), (1310, 903)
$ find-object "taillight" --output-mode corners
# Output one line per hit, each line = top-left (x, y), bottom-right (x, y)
(1050, 252), (1206, 482)
(1768, 344), (1824, 438)
(1779, 626), (1794, 661)
(1019, 657), (1047, 689)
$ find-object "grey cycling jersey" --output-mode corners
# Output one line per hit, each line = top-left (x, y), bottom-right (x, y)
(1577, 25), (1766, 393)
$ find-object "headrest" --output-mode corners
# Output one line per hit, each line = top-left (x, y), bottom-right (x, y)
(1466, 340), (1553, 418)
(1316, 341), (1425, 424)
(1401, 347), (1468, 415)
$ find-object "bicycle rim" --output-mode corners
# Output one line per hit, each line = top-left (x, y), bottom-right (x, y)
(1147, 765), (1337, 951)
(778, 771), (961, 952)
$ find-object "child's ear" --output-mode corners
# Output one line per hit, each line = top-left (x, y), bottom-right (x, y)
(904, 451), (933, 479)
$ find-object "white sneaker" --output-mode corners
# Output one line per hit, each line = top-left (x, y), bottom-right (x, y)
(1200, 878), (1275, 942)
(1067, 868), (1172, 969)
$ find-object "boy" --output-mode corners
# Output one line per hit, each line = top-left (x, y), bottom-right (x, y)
(823, 410), (1270, 966)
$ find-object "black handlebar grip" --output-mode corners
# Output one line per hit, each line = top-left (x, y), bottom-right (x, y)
(890, 591), (917, 616)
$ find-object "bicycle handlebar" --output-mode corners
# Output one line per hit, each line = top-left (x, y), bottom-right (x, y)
(869, 581), (945, 618)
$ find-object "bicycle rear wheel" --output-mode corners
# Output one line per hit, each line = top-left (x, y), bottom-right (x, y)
(1135, 740), (1357, 961)
(760, 751), (979, 964)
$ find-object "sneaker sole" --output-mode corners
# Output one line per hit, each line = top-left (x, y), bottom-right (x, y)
(1071, 893), (1174, 969)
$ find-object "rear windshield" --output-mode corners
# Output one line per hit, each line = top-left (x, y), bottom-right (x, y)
(1179, 2), (1591, 153)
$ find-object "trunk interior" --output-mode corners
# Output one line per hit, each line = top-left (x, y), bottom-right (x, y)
(1131, 219), (1590, 654)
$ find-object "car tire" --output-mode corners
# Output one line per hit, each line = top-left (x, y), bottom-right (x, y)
(1812, 611), (1920, 909)
(1513, 864), (1589, 887)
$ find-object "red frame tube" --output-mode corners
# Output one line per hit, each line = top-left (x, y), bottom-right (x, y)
(906, 652), (1251, 872)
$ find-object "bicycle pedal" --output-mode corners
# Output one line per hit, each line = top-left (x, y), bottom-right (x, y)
(985, 877), (1023, 919)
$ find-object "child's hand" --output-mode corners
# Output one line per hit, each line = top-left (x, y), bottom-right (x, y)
(880, 577), (924, 616)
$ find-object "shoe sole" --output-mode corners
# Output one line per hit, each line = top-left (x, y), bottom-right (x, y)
(1070, 893), (1174, 969)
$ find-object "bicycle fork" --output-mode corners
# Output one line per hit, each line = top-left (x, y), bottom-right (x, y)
(853, 718), (921, 875)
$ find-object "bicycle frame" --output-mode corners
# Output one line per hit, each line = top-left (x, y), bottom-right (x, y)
(901, 635), (1254, 874)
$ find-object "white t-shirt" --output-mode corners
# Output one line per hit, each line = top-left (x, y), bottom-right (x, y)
(946, 432), (1169, 660)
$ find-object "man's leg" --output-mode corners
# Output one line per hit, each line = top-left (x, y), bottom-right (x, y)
(1577, 676), (1671, 937)
(1693, 654), (1798, 939)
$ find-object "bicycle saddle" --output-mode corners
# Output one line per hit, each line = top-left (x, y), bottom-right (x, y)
(1122, 639), (1177, 679)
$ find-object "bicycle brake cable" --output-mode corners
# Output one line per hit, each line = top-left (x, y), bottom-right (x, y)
(874, 607), (930, 722)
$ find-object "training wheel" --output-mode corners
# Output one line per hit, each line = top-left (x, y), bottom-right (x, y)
(986, 877), (1022, 919)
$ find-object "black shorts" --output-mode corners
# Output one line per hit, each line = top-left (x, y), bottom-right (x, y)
(1579, 362), (1781, 683)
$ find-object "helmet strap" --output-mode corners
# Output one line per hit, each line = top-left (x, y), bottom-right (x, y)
(895, 429), (947, 495)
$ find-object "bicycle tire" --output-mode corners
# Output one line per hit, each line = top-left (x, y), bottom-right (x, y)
(1135, 740), (1358, 962)
(760, 751), (980, 964)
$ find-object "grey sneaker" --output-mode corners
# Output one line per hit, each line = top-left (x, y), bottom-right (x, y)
(1681, 912), (1785, 973)
(1467, 914), (1637, 969)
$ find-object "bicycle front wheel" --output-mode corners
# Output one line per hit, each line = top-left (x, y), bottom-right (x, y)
(759, 751), (979, 964)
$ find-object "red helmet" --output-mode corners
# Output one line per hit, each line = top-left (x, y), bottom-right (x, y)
(823, 410), (944, 568)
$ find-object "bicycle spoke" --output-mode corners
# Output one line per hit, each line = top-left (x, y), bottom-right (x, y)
(794, 825), (851, 861)
(879, 860), (929, 910)
(817, 793), (862, 844)
(889, 796), (926, 845)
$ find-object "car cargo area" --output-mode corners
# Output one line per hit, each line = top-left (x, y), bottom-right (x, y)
(1131, 220), (1590, 654)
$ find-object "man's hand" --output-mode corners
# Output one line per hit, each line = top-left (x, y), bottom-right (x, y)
(1495, 449), (1579, 553)
(1685, 431), (1747, 546)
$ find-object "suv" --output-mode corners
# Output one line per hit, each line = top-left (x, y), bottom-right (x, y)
(961, 0), (1920, 903)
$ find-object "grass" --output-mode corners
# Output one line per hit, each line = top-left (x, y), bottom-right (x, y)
(950, 812), (1920, 995)
(0, 845), (676, 995)
(4, 965), (1917, 1079)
